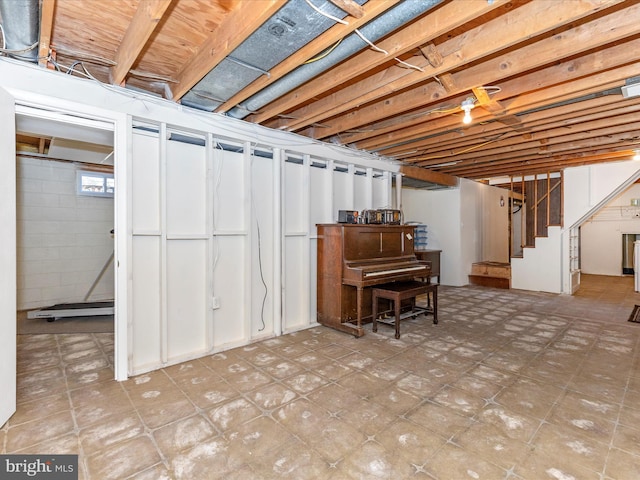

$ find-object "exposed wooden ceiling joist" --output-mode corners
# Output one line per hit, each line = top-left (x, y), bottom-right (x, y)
(8, 0), (640, 184)
(110, 0), (173, 86)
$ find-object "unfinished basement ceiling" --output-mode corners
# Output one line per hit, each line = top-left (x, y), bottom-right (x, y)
(1, 0), (640, 184)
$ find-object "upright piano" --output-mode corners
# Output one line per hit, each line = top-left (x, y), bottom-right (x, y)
(316, 223), (431, 337)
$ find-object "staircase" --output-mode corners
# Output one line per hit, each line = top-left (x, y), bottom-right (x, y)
(469, 261), (511, 289)
(472, 173), (563, 290)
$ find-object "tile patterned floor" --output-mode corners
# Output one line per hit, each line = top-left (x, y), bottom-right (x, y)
(3, 274), (640, 479)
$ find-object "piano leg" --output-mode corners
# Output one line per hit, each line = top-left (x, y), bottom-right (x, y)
(355, 287), (365, 337)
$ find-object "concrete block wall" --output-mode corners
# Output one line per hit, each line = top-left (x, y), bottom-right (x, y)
(16, 157), (114, 311)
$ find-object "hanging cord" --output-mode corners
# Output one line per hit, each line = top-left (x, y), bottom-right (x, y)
(303, 2), (423, 72)
(0, 39), (38, 55)
(304, 39), (342, 64)
(354, 28), (424, 71)
(304, 0), (348, 25)
(354, 29), (387, 54)
(250, 152), (268, 332)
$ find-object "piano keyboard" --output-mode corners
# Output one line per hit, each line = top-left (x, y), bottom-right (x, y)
(364, 265), (427, 277)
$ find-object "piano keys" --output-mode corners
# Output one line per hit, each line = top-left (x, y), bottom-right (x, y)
(316, 223), (431, 337)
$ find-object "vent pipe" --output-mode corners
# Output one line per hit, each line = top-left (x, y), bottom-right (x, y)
(226, 0), (444, 119)
(0, 0), (40, 62)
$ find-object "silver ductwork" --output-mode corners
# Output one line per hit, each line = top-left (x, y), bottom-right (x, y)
(225, 0), (444, 119)
(0, 0), (40, 62)
(180, 0), (366, 112)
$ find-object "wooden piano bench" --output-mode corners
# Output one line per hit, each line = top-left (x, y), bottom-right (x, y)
(372, 280), (438, 339)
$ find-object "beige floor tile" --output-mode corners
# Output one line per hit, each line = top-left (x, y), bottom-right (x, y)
(79, 411), (145, 453)
(611, 422), (640, 453)
(177, 377), (241, 410)
(251, 440), (334, 479)
(336, 398), (397, 436)
(424, 443), (509, 480)
(8, 391), (71, 427)
(224, 416), (297, 469)
(339, 439), (419, 479)
(406, 401), (476, 439)
(134, 395), (197, 430)
(453, 421), (532, 470)
(207, 397), (262, 433)
(85, 435), (161, 480)
(604, 447), (640, 479)
(531, 422), (610, 474)
(6, 275), (640, 479)
(374, 418), (447, 466)
(153, 414), (217, 456)
(546, 396), (618, 444)
(6, 410), (75, 452)
(494, 377), (564, 420)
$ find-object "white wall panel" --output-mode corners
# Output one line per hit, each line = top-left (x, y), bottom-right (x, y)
(212, 236), (247, 347)
(308, 238), (318, 323)
(354, 170), (370, 212)
(214, 149), (245, 232)
(131, 236), (161, 372)
(284, 160), (305, 233)
(131, 130), (211, 373)
(251, 154), (274, 337)
(166, 140), (207, 236)
(373, 174), (390, 209)
(132, 132), (160, 233)
(166, 240), (207, 359)
(332, 168), (352, 218)
(309, 163), (330, 227)
(283, 236), (307, 332)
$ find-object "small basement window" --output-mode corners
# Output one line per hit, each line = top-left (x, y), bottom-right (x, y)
(77, 170), (114, 197)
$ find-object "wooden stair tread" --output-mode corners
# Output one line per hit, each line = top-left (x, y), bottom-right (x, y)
(468, 275), (510, 289)
(470, 261), (511, 279)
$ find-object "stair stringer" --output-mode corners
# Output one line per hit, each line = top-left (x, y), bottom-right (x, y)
(511, 226), (562, 293)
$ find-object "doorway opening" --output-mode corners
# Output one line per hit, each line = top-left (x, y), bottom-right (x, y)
(14, 109), (117, 363)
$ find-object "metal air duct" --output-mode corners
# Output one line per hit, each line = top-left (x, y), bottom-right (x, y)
(0, 0), (39, 62)
(225, 0), (444, 119)
(180, 0), (366, 112)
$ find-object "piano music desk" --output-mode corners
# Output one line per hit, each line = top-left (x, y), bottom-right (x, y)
(372, 281), (438, 339)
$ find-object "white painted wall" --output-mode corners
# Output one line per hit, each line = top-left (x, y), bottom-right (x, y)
(564, 161), (640, 227)
(16, 157), (114, 311)
(510, 160), (640, 294)
(403, 179), (510, 286)
(511, 227), (562, 293)
(579, 184), (640, 276)
(481, 185), (509, 263)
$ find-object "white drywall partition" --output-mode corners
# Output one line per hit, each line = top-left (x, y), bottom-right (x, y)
(0, 59), (401, 378)
(130, 130), (162, 371)
(0, 86), (17, 426)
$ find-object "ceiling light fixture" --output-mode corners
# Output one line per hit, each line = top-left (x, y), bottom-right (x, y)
(461, 97), (475, 125)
